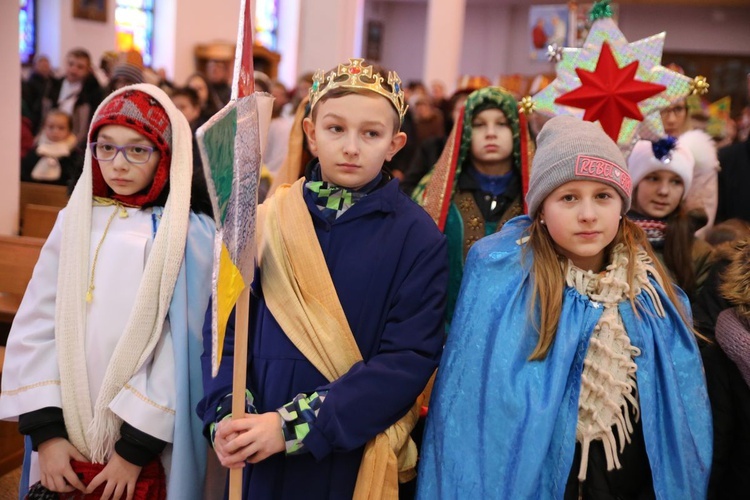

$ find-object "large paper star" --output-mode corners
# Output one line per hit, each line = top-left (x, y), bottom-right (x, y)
(555, 42), (666, 141)
(533, 18), (692, 152)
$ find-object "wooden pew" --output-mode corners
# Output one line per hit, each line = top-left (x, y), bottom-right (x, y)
(0, 236), (45, 477)
(0, 188), (56, 479)
(21, 204), (60, 239)
(0, 347), (26, 478)
(19, 182), (69, 210)
(0, 235), (44, 324)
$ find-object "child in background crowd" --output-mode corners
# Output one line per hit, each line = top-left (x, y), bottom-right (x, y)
(21, 109), (83, 191)
(412, 86), (532, 325)
(702, 237), (750, 499)
(171, 87), (206, 132)
(660, 98), (720, 237)
(626, 133), (715, 302)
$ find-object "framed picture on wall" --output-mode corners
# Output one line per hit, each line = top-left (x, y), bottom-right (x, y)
(73, 0), (107, 23)
(567, 2), (619, 48)
(528, 5), (569, 60)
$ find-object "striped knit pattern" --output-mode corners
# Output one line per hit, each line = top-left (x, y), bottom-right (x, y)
(716, 310), (750, 388)
(628, 213), (667, 247)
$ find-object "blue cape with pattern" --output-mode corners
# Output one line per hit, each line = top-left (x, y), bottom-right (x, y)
(416, 216), (712, 499)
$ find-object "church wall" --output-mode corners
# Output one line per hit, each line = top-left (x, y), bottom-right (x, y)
(369, 2), (750, 92)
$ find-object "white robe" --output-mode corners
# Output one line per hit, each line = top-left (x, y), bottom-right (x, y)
(0, 206), (209, 492)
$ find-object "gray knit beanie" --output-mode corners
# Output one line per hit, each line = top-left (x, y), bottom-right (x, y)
(109, 63), (144, 85)
(526, 115), (631, 217)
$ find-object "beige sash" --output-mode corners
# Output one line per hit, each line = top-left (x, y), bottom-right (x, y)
(259, 178), (421, 499)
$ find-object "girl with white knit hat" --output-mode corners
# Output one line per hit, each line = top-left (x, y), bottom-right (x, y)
(0, 84), (214, 499)
(660, 97), (720, 237)
(627, 132), (716, 301)
(418, 115), (711, 499)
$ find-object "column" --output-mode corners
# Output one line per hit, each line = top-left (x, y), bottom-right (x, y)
(423, 0), (467, 93)
(296, 0), (365, 74)
(276, 0), (301, 88)
(0, 0), (20, 234)
(152, 0), (177, 81)
(171, 0), (241, 85)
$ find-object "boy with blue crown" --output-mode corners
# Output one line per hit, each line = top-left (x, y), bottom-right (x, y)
(197, 58), (449, 499)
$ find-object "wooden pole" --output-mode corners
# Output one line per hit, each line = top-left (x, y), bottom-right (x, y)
(228, 287), (251, 499)
(228, 0), (254, 497)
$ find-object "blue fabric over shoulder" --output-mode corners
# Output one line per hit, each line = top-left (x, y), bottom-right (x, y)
(166, 211), (215, 500)
(416, 215), (712, 500)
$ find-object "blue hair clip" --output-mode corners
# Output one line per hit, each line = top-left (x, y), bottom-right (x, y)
(651, 136), (677, 163)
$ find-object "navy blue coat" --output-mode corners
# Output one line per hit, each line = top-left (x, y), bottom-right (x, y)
(198, 177), (448, 499)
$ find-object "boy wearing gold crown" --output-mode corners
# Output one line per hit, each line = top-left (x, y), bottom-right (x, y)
(197, 59), (449, 499)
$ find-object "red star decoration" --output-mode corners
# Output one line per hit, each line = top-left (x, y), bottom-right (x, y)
(554, 42), (666, 141)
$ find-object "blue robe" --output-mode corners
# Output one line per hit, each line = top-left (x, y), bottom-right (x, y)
(417, 216), (712, 500)
(197, 179), (448, 499)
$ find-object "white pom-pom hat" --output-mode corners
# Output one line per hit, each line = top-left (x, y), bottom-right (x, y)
(627, 136), (694, 199)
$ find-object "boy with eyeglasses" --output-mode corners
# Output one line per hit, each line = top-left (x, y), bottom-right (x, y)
(0, 84), (214, 499)
(41, 48), (104, 147)
(660, 100), (690, 137)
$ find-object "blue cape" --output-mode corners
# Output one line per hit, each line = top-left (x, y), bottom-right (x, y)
(417, 216), (712, 499)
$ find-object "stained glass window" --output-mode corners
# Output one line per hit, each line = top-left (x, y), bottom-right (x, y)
(255, 0), (279, 51)
(19, 0), (35, 65)
(115, 0), (154, 66)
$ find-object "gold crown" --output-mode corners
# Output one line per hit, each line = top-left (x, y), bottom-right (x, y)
(309, 58), (408, 122)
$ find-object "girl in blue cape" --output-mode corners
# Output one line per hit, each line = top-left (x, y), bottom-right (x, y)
(417, 115), (712, 499)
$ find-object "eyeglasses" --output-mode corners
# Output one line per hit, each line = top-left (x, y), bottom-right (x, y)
(90, 142), (156, 164)
(660, 106), (687, 116)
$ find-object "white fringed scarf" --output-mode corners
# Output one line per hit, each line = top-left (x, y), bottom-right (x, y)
(566, 244), (665, 481)
(55, 84), (194, 463)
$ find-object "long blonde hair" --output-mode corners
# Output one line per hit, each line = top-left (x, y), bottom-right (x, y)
(525, 215), (693, 360)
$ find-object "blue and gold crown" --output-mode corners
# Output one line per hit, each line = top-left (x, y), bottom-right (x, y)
(309, 58), (408, 121)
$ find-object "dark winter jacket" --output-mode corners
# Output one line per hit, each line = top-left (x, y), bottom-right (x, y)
(717, 139), (750, 224)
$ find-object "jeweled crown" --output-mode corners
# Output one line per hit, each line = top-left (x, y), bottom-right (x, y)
(309, 58), (408, 122)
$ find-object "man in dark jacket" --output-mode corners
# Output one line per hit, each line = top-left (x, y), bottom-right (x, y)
(43, 48), (104, 148)
(717, 137), (750, 223)
(24, 55), (55, 135)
